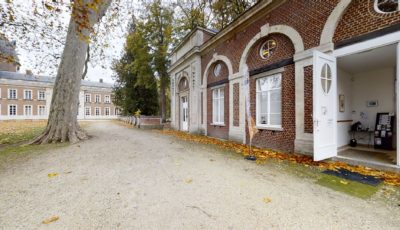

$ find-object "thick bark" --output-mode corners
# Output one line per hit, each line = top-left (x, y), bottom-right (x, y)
(33, 1), (112, 144)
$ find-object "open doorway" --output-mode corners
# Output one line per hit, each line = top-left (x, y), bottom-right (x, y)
(336, 44), (397, 166)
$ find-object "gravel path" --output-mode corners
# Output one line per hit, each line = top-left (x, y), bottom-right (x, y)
(0, 121), (399, 230)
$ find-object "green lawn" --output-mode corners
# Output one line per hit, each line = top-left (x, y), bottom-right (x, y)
(0, 121), (47, 145)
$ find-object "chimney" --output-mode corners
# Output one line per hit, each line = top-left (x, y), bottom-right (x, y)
(99, 78), (103, 83)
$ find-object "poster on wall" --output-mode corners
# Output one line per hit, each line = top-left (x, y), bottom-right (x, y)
(339, 94), (345, 112)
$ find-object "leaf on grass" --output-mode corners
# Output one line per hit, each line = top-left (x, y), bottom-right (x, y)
(42, 216), (59, 224)
(340, 180), (349, 185)
(48, 173), (59, 178)
(185, 179), (193, 184)
(263, 197), (272, 203)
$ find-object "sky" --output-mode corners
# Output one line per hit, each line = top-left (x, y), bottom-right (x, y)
(1, 0), (138, 84)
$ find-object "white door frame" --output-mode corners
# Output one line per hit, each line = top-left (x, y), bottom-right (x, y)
(180, 95), (189, 131)
(397, 42), (400, 166)
(334, 31), (400, 166)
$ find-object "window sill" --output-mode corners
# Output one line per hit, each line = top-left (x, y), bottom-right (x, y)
(256, 126), (283, 131)
(210, 123), (226, 127)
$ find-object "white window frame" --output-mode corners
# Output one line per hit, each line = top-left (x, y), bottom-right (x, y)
(105, 107), (110, 116)
(0, 88), (2, 99)
(95, 107), (100, 116)
(24, 105), (32, 116)
(95, 94), (101, 103)
(24, 90), (33, 100)
(115, 108), (120, 116)
(38, 91), (46, 100)
(85, 94), (91, 103)
(8, 89), (17, 99)
(104, 95), (111, 104)
(85, 107), (91, 116)
(8, 104), (17, 116)
(38, 105), (46, 116)
(256, 73), (282, 130)
(212, 87), (225, 125)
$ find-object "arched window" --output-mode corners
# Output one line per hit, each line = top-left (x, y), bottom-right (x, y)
(178, 77), (189, 92)
(374, 0), (399, 13)
(259, 39), (277, 60)
(320, 63), (332, 94)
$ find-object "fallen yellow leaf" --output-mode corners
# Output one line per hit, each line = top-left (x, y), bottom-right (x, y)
(340, 180), (349, 185)
(48, 173), (59, 178)
(185, 179), (193, 184)
(263, 197), (272, 203)
(42, 216), (59, 224)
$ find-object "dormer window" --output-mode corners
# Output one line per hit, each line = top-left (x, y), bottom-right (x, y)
(374, 0), (399, 13)
(260, 39), (277, 60)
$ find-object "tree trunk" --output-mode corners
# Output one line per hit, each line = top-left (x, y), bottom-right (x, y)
(33, 1), (112, 144)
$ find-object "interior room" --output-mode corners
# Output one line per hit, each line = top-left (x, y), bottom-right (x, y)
(336, 44), (397, 166)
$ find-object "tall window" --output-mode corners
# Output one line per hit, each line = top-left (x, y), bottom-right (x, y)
(104, 95), (110, 104)
(8, 89), (17, 99)
(256, 74), (282, 128)
(95, 94), (101, 103)
(212, 87), (224, 124)
(105, 107), (110, 116)
(85, 94), (91, 103)
(95, 107), (100, 116)
(8, 105), (17, 116)
(38, 105), (46, 116)
(85, 107), (91, 116)
(38, 91), (46, 100)
(24, 90), (32, 100)
(24, 105), (32, 116)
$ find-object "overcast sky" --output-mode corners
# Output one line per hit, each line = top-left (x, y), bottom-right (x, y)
(1, 0), (138, 84)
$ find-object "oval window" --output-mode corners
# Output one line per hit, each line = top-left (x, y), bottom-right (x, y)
(214, 63), (222, 77)
(320, 63), (332, 94)
(260, 39), (277, 60)
(374, 0), (399, 13)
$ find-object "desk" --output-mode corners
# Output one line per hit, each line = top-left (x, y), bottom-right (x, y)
(350, 130), (374, 147)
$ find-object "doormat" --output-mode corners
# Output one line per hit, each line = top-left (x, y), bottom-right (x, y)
(322, 168), (383, 186)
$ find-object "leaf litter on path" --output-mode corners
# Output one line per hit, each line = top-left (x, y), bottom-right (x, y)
(42, 216), (59, 224)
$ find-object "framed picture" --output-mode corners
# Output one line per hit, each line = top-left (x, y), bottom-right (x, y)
(367, 100), (378, 107)
(339, 94), (345, 112)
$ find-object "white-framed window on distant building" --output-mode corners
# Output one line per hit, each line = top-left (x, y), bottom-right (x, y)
(104, 95), (111, 104)
(256, 73), (282, 129)
(8, 89), (17, 99)
(38, 90), (46, 100)
(85, 107), (91, 116)
(95, 94), (101, 103)
(95, 107), (100, 116)
(24, 90), (32, 100)
(38, 105), (46, 116)
(212, 87), (225, 125)
(24, 105), (32, 116)
(8, 105), (17, 116)
(105, 107), (110, 116)
(115, 108), (121, 116)
(85, 94), (91, 103)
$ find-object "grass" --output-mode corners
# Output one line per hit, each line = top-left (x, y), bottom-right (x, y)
(316, 174), (381, 199)
(0, 121), (47, 145)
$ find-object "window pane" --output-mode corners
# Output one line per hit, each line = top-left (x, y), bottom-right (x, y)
(213, 99), (218, 123)
(219, 96), (224, 123)
(270, 90), (281, 114)
(270, 114), (281, 126)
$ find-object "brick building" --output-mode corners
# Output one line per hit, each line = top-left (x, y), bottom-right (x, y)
(169, 0), (400, 169)
(0, 36), (120, 121)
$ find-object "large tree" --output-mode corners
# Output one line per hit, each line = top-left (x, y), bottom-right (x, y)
(113, 23), (159, 116)
(141, 0), (173, 122)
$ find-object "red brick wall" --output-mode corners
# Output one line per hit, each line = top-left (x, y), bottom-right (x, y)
(334, 0), (400, 43)
(207, 85), (229, 140)
(247, 65), (296, 153)
(201, 0), (340, 74)
(304, 66), (313, 134)
(233, 83), (240, 127)
(247, 34), (295, 71)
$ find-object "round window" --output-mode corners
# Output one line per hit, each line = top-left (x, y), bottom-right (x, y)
(374, 0), (399, 13)
(320, 63), (332, 94)
(260, 39), (277, 60)
(214, 63), (222, 77)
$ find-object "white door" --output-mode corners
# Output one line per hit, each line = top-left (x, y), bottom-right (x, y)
(397, 42), (400, 166)
(313, 51), (337, 161)
(181, 96), (189, 131)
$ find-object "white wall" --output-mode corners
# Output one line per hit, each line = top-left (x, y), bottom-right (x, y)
(337, 67), (396, 147)
(351, 68), (395, 129)
(337, 68), (353, 147)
